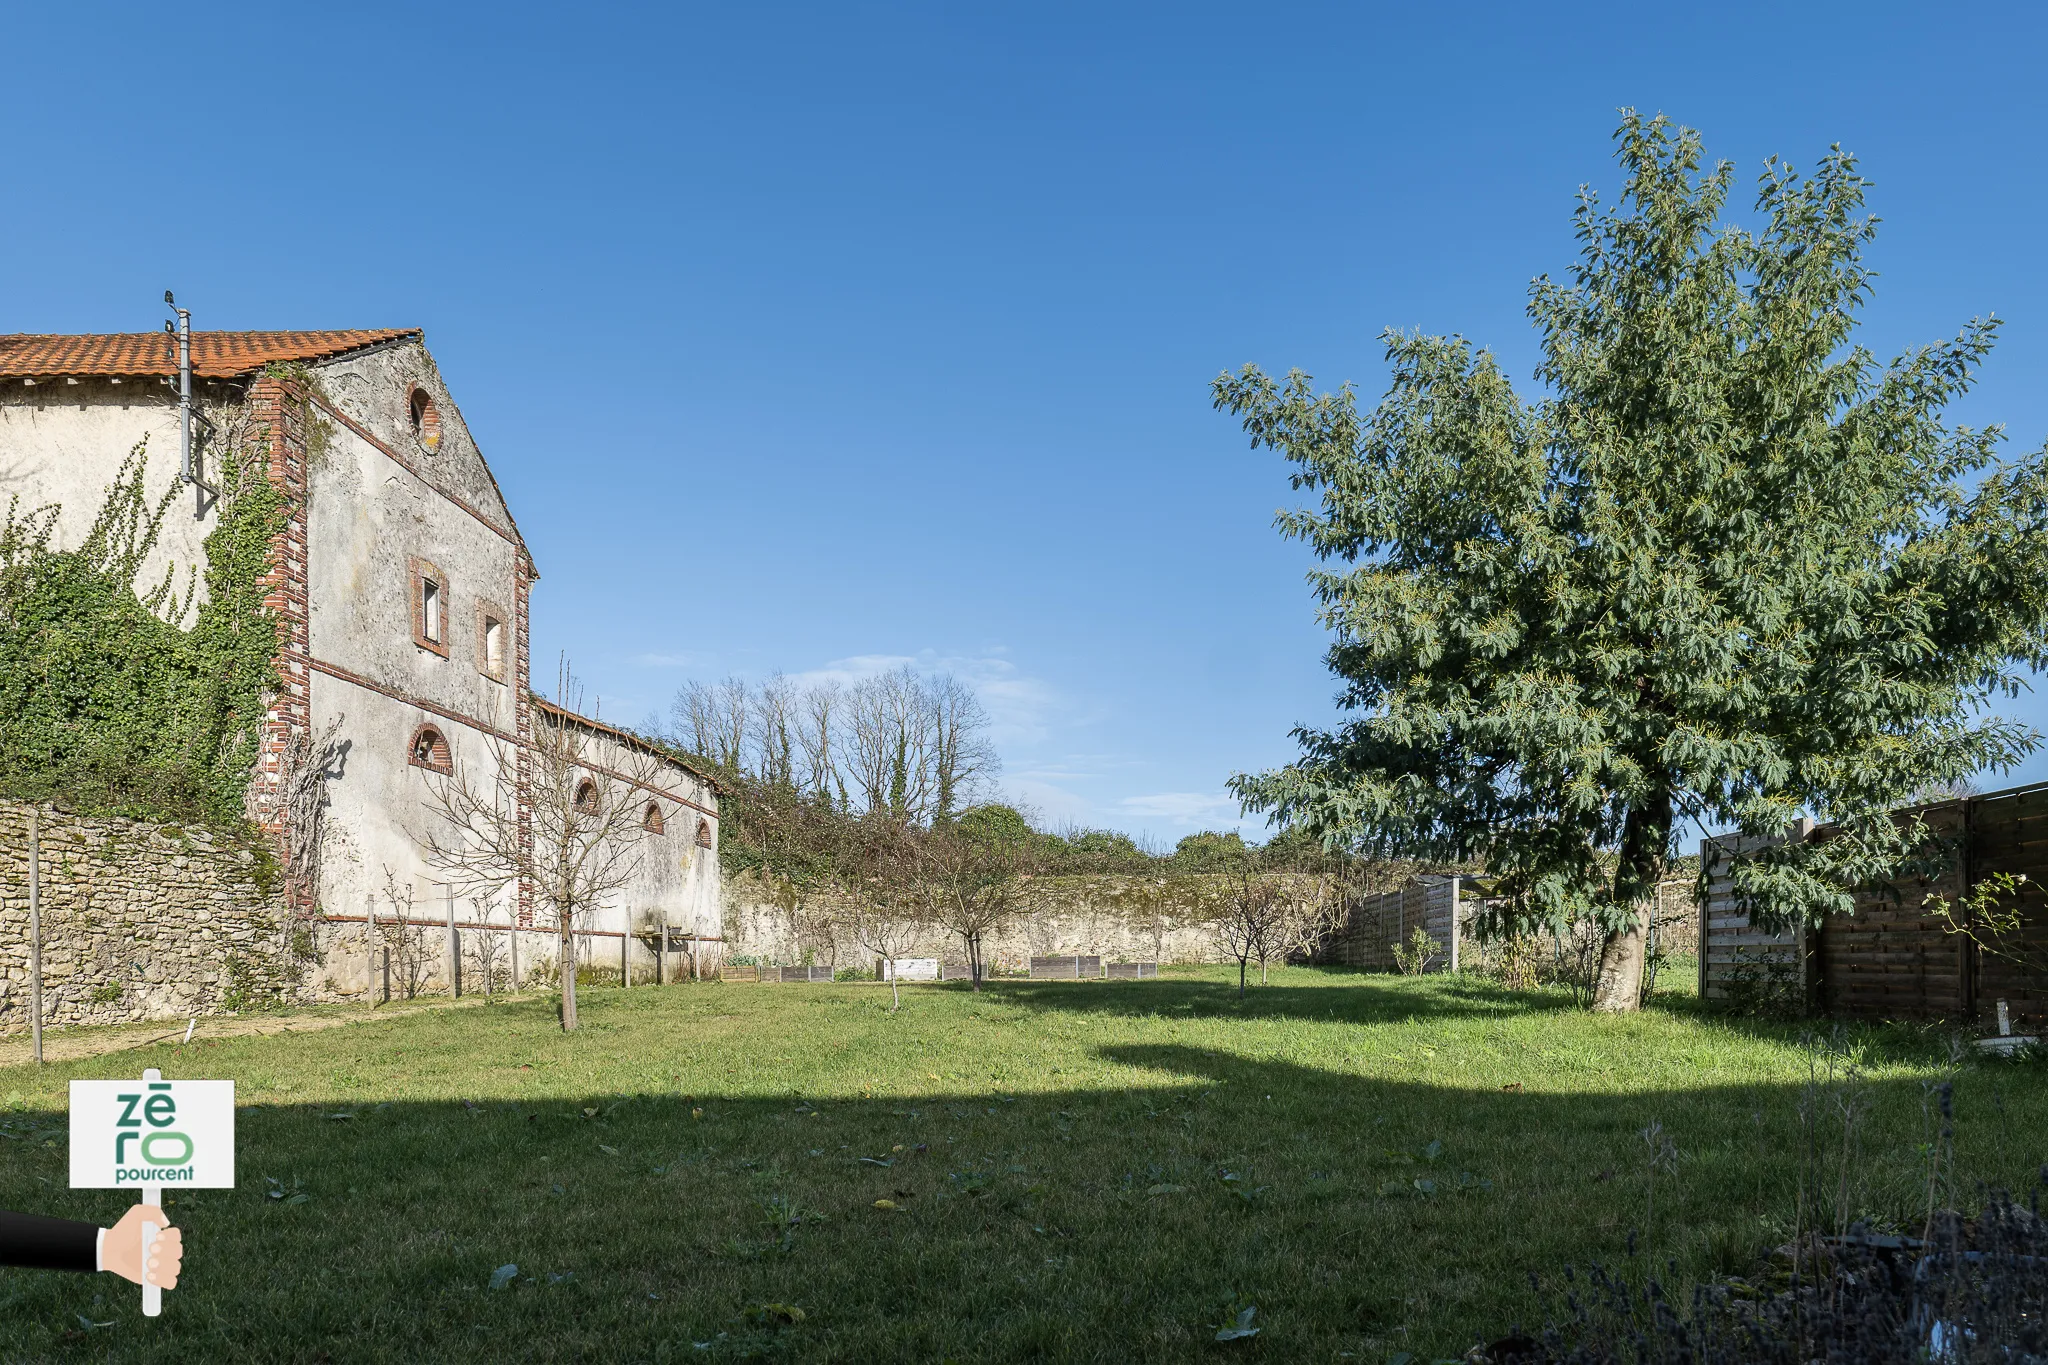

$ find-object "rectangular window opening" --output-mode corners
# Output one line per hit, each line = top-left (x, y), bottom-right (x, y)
(422, 577), (442, 643)
(484, 616), (504, 677)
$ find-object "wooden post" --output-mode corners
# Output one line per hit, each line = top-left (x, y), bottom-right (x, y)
(621, 927), (629, 988)
(1446, 875), (1461, 972)
(656, 920), (666, 986)
(447, 886), (460, 999)
(509, 924), (519, 993)
(382, 946), (391, 1004)
(28, 805), (43, 1066)
(1697, 837), (1711, 1000)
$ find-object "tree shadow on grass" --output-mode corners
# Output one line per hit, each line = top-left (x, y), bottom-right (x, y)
(2, 1001), (2041, 1364)
(969, 969), (1579, 1026)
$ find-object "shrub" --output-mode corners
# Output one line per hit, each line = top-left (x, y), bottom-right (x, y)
(1391, 926), (1440, 975)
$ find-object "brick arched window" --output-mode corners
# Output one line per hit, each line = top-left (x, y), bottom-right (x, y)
(695, 818), (714, 849)
(643, 802), (665, 834)
(573, 780), (601, 815)
(407, 724), (452, 775)
(409, 386), (442, 452)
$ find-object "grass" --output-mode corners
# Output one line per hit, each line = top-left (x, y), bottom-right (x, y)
(0, 966), (2043, 1363)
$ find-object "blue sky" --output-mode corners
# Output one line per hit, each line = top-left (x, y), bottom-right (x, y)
(7, 3), (2048, 844)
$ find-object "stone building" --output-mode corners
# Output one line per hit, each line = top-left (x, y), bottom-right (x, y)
(0, 321), (720, 994)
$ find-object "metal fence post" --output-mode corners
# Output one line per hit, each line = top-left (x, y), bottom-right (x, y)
(447, 886), (459, 999)
(621, 928), (629, 988)
(29, 805), (44, 1066)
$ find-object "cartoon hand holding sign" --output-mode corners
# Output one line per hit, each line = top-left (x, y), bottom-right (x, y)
(67, 1067), (233, 1316)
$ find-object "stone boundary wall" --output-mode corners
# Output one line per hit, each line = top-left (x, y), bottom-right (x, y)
(724, 871), (1332, 970)
(0, 800), (307, 1031)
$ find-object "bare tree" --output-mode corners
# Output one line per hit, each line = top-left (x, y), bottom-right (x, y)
(847, 666), (936, 819)
(751, 673), (798, 787)
(844, 838), (933, 1012)
(1211, 864), (1292, 997)
(670, 666), (996, 824)
(672, 676), (750, 770)
(927, 673), (999, 822)
(796, 679), (846, 805)
(418, 669), (669, 1032)
(275, 714), (348, 915)
(902, 821), (1028, 990)
(464, 899), (511, 995)
(372, 866), (434, 1001)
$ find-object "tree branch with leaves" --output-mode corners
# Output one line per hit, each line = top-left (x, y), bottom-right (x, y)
(1219, 112), (2048, 1010)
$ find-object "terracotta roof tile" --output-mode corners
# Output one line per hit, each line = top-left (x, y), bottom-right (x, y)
(0, 329), (421, 379)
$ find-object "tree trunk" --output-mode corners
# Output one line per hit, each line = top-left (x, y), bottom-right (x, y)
(559, 930), (579, 1032)
(1591, 791), (1673, 1013)
(965, 933), (982, 992)
(1238, 957), (1247, 996)
(1591, 915), (1649, 1012)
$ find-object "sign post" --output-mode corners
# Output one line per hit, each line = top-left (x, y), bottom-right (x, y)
(70, 1067), (234, 1316)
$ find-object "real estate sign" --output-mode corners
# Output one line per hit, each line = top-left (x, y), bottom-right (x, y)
(69, 1077), (235, 1189)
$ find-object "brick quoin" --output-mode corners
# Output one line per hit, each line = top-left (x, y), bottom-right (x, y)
(514, 558), (535, 927)
(247, 375), (314, 913)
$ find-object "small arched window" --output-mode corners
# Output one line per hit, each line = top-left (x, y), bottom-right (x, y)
(643, 802), (665, 834)
(695, 818), (714, 849)
(408, 387), (442, 452)
(407, 724), (452, 775)
(573, 780), (601, 815)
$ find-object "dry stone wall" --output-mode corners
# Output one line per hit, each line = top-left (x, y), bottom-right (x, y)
(0, 799), (307, 1031)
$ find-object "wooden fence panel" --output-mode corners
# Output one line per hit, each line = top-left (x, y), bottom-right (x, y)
(1698, 828), (1807, 1004)
(1703, 786), (2048, 1027)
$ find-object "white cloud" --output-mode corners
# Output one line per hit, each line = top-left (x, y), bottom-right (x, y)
(1116, 791), (1246, 829)
(788, 647), (1064, 748)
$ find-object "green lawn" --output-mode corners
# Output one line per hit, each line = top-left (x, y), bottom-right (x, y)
(0, 967), (2041, 1363)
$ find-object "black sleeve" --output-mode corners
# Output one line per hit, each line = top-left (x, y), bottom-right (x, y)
(0, 1210), (98, 1272)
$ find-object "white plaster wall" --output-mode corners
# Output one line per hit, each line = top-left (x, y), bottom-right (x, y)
(313, 343), (515, 531)
(550, 719), (723, 977)
(299, 342), (528, 970)
(0, 379), (226, 623)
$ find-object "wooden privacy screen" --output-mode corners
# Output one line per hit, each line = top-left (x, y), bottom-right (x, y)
(1699, 782), (2048, 1027)
(1322, 876), (1464, 972)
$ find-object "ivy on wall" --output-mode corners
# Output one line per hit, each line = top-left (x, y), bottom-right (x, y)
(0, 430), (285, 827)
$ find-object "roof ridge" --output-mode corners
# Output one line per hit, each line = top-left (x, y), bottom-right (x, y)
(0, 328), (422, 378)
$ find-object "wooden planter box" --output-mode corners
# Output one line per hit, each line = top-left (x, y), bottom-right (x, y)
(1029, 955), (1103, 980)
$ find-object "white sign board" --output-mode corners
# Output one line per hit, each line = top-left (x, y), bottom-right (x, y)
(884, 958), (940, 981)
(69, 1078), (235, 1189)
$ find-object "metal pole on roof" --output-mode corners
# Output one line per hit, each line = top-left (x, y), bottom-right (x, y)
(165, 293), (191, 485)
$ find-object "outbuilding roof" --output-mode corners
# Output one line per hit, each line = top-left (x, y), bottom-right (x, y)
(0, 329), (421, 379)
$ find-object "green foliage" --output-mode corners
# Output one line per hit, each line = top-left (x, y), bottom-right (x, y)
(1171, 830), (1252, 872)
(1218, 112), (2048, 936)
(1390, 926), (1440, 976)
(1054, 828), (1151, 870)
(952, 802), (1036, 848)
(0, 436), (285, 827)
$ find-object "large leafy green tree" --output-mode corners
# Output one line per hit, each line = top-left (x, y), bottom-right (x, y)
(1217, 113), (2048, 1009)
